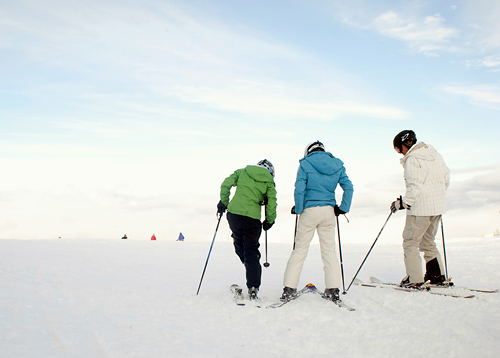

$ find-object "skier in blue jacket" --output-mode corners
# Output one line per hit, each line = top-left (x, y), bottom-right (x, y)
(281, 141), (353, 302)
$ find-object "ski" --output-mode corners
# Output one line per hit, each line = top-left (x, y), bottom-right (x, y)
(230, 284), (263, 307)
(230, 284), (245, 306)
(248, 295), (262, 308)
(428, 283), (498, 294)
(267, 283), (355, 310)
(354, 279), (474, 299)
(370, 276), (498, 294)
(307, 284), (355, 311)
(429, 285), (498, 294)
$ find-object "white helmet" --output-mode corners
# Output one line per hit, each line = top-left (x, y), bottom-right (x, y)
(304, 141), (325, 157)
(257, 159), (275, 178)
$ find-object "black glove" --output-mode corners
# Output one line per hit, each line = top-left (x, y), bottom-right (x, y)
(259, 194), (268, 206)
(262, 220), (274, 231)
(217, 200), (227, 215)
(390, 196), (410, 213)
(291, 206), (296, 215)
(334, 205), (346, 217)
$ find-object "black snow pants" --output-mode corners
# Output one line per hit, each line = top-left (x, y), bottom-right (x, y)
(227, 212), (262, 289)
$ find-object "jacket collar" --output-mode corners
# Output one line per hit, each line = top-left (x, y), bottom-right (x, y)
(400, 141), (426, 165)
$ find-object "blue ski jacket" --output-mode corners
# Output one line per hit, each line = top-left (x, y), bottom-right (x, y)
(294, 151), (353, 215)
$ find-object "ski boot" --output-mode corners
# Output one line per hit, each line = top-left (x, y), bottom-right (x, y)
(400, 275), (425, 289)
(248, 287), (259, 300)
(280, 287), (297, 302)
(424, 258), (448, 285)
(324, 288), (340, 302)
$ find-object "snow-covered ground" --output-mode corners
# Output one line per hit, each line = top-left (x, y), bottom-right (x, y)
(1, 234), (499, 358)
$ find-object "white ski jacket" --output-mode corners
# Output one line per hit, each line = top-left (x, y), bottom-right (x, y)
(401, 142), (450, 216)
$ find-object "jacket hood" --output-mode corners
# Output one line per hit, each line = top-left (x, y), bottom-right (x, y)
(400, 141), (438, 165)
(245, 165), (275, 183)
(300, 151), (344, 175)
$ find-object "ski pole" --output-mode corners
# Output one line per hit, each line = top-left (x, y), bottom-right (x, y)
(263, 231), (270, 267)
(346, 211), (393, 292)
(196, 213), (223, 295)
(336, 215), (346, 295)
(440, 216), (449, 280)
(293, 214), (298, 250)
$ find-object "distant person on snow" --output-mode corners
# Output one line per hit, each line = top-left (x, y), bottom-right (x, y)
(121, 234), (128, 240)
(177, 233), (184, 241)
(281, 141), (353, 302)
(217, 159), (277, 300)
(391, 130), (450, 288)
(151, 234), (156, 241)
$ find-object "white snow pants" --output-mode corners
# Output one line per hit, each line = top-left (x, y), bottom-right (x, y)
(403, 215), (445, 283)
(283, 206), (342, 289)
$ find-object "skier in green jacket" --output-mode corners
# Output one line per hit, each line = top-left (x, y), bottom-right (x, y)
(217, 159), (277, 299)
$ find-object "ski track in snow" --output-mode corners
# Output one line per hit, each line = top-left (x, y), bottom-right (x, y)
(1, 237), (499, 358)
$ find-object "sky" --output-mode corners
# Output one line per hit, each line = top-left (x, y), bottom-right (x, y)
(0, 0), (499, 242)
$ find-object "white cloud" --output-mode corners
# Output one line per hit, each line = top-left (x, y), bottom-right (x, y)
(326, 2), (459, 56)
(0, 0), (303, 79)
(168, 84), (409, 121)
(461, 0), (500, 51)
(327, 1), (498, 62)
(0, 142), (122, 156)
(466, 55), (500, 71)
(439, 84), (500, 106)
(0, 0), (411, 129)
(447, 165), (500, 209)
(371, 12), (458, 55)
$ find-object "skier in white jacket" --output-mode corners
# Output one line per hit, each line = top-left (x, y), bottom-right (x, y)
(391, 130), (450, 288)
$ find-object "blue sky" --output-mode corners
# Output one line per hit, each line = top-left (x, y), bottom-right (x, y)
(0, 0), (499, 241)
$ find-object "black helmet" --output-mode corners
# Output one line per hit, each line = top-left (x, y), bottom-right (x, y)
(393, 130), (416, 152)
(304, 140), (325, 157)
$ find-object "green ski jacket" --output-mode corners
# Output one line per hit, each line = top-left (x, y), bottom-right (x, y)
(220, 165), (277, 223)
